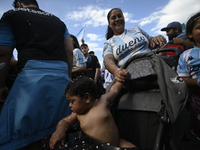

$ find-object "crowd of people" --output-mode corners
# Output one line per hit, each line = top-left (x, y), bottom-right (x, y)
(0, 0), (200, 149)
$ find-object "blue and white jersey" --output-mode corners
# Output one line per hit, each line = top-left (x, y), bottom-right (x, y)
(177, 46), (200, 79)
(72, 48), (86, 70)
(103, 26), (152, 67)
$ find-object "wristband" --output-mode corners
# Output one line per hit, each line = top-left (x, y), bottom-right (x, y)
(197, 78), (200, 87)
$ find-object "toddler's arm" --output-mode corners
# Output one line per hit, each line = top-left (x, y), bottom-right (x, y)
(49, 112), (77, 149)
(103, 80), (123, 104)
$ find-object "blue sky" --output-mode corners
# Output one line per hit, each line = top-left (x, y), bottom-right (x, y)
(0, 0), (199, 67)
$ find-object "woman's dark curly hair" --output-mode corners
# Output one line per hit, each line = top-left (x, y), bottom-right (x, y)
(186, 11), (200, 44)
(66, 76), (97, 99)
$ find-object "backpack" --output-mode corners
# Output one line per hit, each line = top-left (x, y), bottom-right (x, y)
(161, 41), (185, 56)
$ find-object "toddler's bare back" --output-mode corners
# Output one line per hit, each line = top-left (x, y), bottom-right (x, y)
(77, 100), (120, 146)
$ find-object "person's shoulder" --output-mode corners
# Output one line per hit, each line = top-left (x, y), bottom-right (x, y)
(176, 33), (187, 39)
(90, 55), (98, 59)
(181, 48), (193, 57)
(128, 26), (140, 30)
(127, 26), (141, 33)
(74, 48), (81, 52)
(2, 9), (15, 17)
(73, 48), (81, 54)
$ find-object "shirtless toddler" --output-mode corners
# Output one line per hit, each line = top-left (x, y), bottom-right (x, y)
(49, 75), (136, 149)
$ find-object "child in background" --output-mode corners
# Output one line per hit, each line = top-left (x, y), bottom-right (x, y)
(80, 42), (103, 97)
(49, 75), (136, 149)
(177, 11), (200, 140)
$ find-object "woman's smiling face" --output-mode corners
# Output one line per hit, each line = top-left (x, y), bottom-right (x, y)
(108, 9), (125, 36)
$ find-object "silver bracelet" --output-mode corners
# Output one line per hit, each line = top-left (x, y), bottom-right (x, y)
(197, 78), (200, 87)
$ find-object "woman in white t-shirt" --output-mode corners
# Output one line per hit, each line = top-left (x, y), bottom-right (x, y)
(103, 8), (166, 82)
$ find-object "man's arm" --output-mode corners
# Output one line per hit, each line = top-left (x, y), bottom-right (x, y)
(64, 36), (73, 79)
(72, 67), (86, 74)
(0, 46), (13, 102)
(172, 38), (194, 49)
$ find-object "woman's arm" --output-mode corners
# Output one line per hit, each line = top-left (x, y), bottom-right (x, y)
(104, 55), (128, 82)
(72, 67), (86, 74)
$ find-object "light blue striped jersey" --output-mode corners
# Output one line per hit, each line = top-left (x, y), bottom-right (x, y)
(177, 46), (200, 79)
(103, 26), (152, 67)
(72, 48), (86, 70)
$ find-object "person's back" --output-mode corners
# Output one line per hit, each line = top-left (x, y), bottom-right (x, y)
(0, 0), (73, 149)
(1, 2), (67, 70)
(77, 96), (120, 146)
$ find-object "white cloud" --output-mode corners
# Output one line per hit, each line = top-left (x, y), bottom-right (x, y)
(65, 5), (110, 27)
(64, 5), (135, 28)
(87, 33), (104, 41)
(137, 0), (200, 34)
(84, 40), (104, 52)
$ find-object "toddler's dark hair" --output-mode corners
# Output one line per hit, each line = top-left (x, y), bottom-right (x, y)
(66, 76), (97, 99)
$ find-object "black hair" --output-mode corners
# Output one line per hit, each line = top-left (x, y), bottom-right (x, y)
(106, 8), (123, 40)
(89, 51), (94, 54)
(66, 76), (97, 99)
(81, 43), (88, 48)
(186, 11), (200, 44)
(12, 0), (39, 8)
(70, 34), (81, 49)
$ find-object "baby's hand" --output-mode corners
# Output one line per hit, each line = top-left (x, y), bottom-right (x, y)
(49, 131), (66, 150)
(114, 68), (129, 82)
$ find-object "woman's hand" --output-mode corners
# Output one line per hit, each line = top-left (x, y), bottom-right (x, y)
(114, 68), (129, 82)
(150, 35), (167, 48)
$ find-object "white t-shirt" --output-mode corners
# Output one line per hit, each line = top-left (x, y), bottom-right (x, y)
(72, 48), (86, 70)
